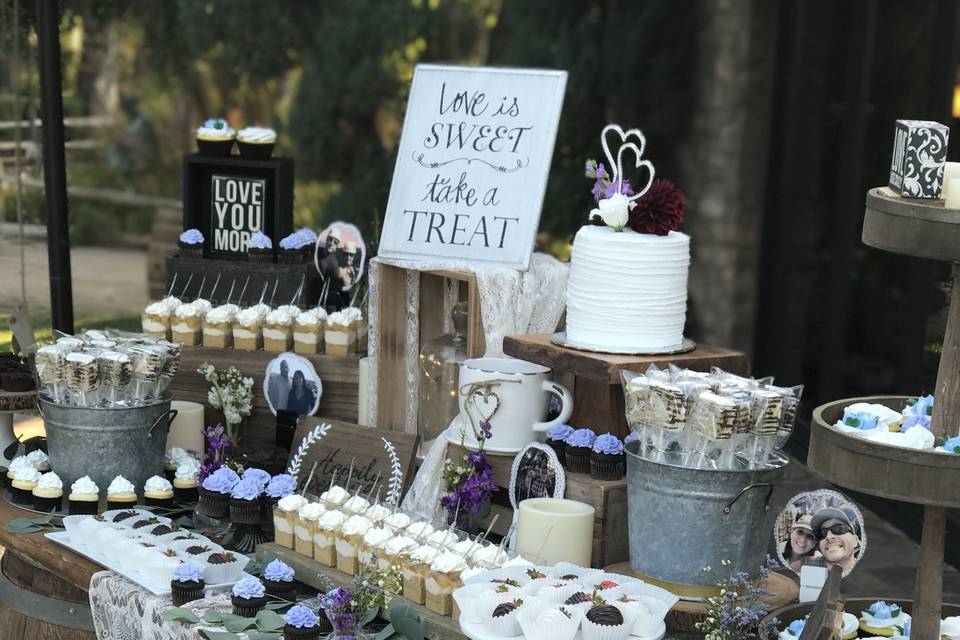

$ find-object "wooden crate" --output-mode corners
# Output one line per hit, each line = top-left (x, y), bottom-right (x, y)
(374, 263), (485, 432)
(448, 444), (626, 568)
(168, 346), (360, 451)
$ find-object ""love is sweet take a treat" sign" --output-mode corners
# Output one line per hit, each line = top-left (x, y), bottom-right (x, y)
(379, 65), (567, 270)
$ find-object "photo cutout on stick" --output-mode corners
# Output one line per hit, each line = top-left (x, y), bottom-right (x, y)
(774, 489), (866, 578)
(314, 221), (367, 295)
(509, 443), (565, 510)
(263, 352), (323, 417)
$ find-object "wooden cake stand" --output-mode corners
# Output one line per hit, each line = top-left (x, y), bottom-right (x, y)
(0, 389), (37, 465)
(808, 187), (960, 639)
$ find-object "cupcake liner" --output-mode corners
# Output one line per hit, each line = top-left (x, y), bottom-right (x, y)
(464, 566), (534, 587)
(173, 486), (199, 504)
(178, 242), (203, 259)
(546, 439), (566, 466)
(67, 499), (99, 515)
(564, 447), (591, 474)
(147, 553), (184, 585)
(453, 583), (521, 624)
(232, 595), (267, 617)
(62, 515), (93, 542)
(93, 527), (127, 557)
(248, 249), (274, 263)
(104, 509), (162, 528)
(582, 612), (632, 640)
(547, 562), (603, 583)
(197, 488), (230, 519)
(196, 138), (234, 157)
(617, 582), (680, 610)
(170, 540), (223, 559)
(106, 498), (140, 511)
(477, 593), (541, 638)
(32, 493), (62, 512)
(525, 579), (581, 604)
(202, 552), (249, 584)
(590, 454), (626, 481)
(144, 496), (174, 509)
(612, 598), (663, 638)
(171, 580), (205, 607)
(76, 518), (107, 549)
(518, 604), (583, 640)
(264, 579), (297, 603)
(230, 498), (262, 524)
(588, 572), (640, 593)
(237, 141), (274, 159)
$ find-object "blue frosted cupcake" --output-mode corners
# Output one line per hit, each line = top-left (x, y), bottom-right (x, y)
(196, 118), (235, 157)
(263, 558), (297, 602)
(278, 232), (309, 264)
(197, 467), (239, 519)
(171, 562), (205, 606)
(284, 605), (327, 639)
(178, 228), (204, 259)
(248, 231), (274, 263)
(563, 428), (597, 474)
(231, 576), (267, 617)
(229, 477), (264, 524)
(263, 473), (296, 521)
(545, 424), (574, 465)
(590, 434), (626, 480)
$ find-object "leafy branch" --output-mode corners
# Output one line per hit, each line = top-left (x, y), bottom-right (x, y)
(381, 436), (403, 507)
(286, 422), (331, 481)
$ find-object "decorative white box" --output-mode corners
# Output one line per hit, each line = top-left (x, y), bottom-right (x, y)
(889, 119), (950, 198)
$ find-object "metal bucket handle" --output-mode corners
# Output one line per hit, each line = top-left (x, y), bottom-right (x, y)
(148, 409), (178, 439)
(723, 482), (775, 514)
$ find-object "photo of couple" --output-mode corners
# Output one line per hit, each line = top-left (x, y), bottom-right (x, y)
(263, 353), (322, 417)
(775, 489), (866, 577)
(314, 222), (366, 307)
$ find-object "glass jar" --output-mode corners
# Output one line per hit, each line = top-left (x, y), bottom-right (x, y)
(418, 301), (469, 458)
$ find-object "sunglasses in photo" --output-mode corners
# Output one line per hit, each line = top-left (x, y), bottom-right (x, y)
(819, 523), (854, 538)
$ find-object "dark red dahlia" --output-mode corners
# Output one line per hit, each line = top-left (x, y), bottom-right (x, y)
(627, 179), (686, 235)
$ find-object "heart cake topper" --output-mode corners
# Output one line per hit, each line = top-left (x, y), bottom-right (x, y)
(585, 123), (685, 235)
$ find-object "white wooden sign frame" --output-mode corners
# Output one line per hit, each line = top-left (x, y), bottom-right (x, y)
(379, 64), (567, 270)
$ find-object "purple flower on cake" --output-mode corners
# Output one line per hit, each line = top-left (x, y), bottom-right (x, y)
(478, 419), (492, 441)
(265, 473), (296, 498)
(944, 436), (960, 454)
(285, 604), (319, 629)
(565, 428), (597, 447)
(172, 562), (204, 583)
(547, 424), (574, 442)
(242, 467), (271, 488)
(593, 433), (624, 455)
(264, 558), (295, 583)
(232, 576), (265, 599)
(230, 477), (262, 501)
(179, 229), (204, 245)
(248, 231), (272, 250)
(279, 233), (303, 250)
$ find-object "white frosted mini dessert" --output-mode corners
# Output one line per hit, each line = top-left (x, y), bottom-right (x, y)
(382, 511), (412, 536)
(233, 303), (270, 351)
(273, 494), (307, 549)
(425, 551), (466, 615)
(320, 485), (350, 511)
(314, 509), (347, 566)
(203, 304), (239, 348)
(171, 302), (203, 346)
(263, 307), (296, 352)
(358, 527), (391, 566)
(324, 310), (355, 357)
(293, 308), (327, 355)
(294, 501), (324, 557)
(365, 503), (391, 525)
(404, 521), (435, 542)
(341, 495), (370, 516)
(343, 306), (366, 352)
(380, 535), (416, 572)
(336, 514), (372, 575)
(142, 300), (173, 339)
(404, 544), (440, 604)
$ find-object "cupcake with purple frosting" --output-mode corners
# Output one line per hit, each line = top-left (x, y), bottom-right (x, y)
(546, 424), (574, 465)
(590, 433), (626, 480)
(179, 228), (204, 259)
(563, 428), (597, 474)
(283, 604), (326, 639)
(198, 467), (239, 519)
(170, 561), (205, 606)
(262, 558), (298, 602)
(278, 232), (309, 264)
(263, 473), (296, 521)
(229, 477), (264, 524)
(248, 230), (274, 263)
(231, 576), (267, 617)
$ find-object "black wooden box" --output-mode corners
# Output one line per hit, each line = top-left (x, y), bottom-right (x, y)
(182, 154), (294, 260)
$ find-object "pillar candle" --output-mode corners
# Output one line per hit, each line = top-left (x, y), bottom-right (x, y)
(358, 357), (369, 426)
(946, 178), (960, 210)
(166, 400), (205, 452)
(516, 498), (595, 567)
(942, 162), (960, 200)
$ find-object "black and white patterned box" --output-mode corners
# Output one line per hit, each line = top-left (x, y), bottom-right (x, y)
(889, 119), (950, 198)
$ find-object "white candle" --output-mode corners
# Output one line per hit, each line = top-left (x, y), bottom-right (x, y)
(167, 400), (205, 452)
(516, 498), (594, 567)
(358, 357), (369, 426)
(942, 162), (960, 200)
(946, 178), (960, 210)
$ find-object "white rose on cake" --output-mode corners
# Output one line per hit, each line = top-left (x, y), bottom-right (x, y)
(589, 192), (632, 231)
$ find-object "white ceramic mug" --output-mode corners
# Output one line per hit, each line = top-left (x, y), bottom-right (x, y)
(457, 357), (573, 452)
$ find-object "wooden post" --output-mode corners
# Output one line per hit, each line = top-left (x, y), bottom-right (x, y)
(932, 263), (960, 439)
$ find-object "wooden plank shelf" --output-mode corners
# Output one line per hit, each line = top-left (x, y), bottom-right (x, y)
(256, 542), (468, 640)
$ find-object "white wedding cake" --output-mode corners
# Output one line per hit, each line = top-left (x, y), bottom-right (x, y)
(564, 123), (690, 352)
(566, 225), (690, 350)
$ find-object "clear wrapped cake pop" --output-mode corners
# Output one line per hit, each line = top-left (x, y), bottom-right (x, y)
(97, 350), (132, 405)
(65, 352), (100, 406)
(35, 344), (66, 402)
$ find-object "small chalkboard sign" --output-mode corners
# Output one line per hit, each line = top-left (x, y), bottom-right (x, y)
(287, 417), (420, 503)
(182, 154), (294, 260)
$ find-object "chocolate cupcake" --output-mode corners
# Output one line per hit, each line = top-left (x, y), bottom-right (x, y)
(195, 118), (235, 157)
(197, 467), (239, 519)
(68, 475), (100, 515)
(144, 475), (174, 509)
(277, 232), (309, 264)
(178, 229), (204, 259)
(562, 427), (597, 474)
(171, 562), (206, 607)
(229, 477), (263, 524)
(32, 471), (63, 512)
(545, 424), (574, 466)
(283, 605), (324, 639)
(262, 558), (297, 602)
(10, 466), (39, 505)
(236, 127), (277, 159)
(247, 231), (274, 263)
(173, 458), (200, 504)
(590, 433), (626, 481)
(106, 475), (138, 511)
(231, 576), (267, 617)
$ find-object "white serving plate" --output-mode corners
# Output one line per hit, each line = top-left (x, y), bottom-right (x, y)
(45, 531), (253, 596)
(459, 618), (666, 640)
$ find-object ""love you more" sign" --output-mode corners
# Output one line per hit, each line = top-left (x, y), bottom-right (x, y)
(211, 174), (266, 253)
(379, 65), (567, 270)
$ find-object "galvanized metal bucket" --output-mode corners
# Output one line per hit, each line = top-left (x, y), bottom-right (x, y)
(625, 440), (788, 591)
(39, 394), (178, 493)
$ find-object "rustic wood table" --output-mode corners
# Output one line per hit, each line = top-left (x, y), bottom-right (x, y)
(502, 334), (749, 438)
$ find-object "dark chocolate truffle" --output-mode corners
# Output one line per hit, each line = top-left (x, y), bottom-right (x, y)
(586, 605), (623, 627)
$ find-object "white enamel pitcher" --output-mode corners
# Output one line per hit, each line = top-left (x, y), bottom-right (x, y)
(456, 357), (573, 453)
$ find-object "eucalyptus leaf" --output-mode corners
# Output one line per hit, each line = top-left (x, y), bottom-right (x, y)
(173, 515), (194, 528)
(199, 630), (243, 640)
(254, 609), (285, 631)
(161, 607), (201, 624)
(245, 633), (282, 640)
(392, 617), (425, 640)
(3, 438), (20, 461)
(221, 612), (257, 633)
(4, 519), (42, 534)
(375, 623), (396, 640)
(29, 516), (52, 525)
(264, 601), (289, 610)
(390, 602), (417, 622)
(203, 609), (224, 623)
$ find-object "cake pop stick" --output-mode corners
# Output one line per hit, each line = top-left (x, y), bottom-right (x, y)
(225, 279), (237, 306)
(237, 275), (251, 306)
(319, 279), (330, 308)
(343, 457), (356, 493)
(467, 514), (500, 562)
(209, 273), (222, 303)
(364, 471), (382, 500)
(268, 278), (280, 308)
(290, 274), (306, 306)
(498, 521), (516, 559)
(166, 272), (179, 297)
(300, 460), (319, 497)
(327, 469), (338, 493)
(257, 281), (269, 306)
(196, 274), (207, 300)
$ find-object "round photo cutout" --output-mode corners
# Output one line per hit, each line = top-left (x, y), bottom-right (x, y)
(263, 352), (323, 417)
(314, 221), (366, 292)
(774, 489), (866, 578)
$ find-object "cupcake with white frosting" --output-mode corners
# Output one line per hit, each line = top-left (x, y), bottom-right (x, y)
(106, 475), (138, 510)
(26, 449), (50, 472)
(236, 126), (276, 159)
(173, 457), (201, 503)
(68, 475), (100, 515)
(195, 118), (235, 157)
(32, 471), (63, 512)
(144, 474), (174, 508)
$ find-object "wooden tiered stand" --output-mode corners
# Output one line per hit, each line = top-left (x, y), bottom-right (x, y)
(808, 187), (960, 639)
